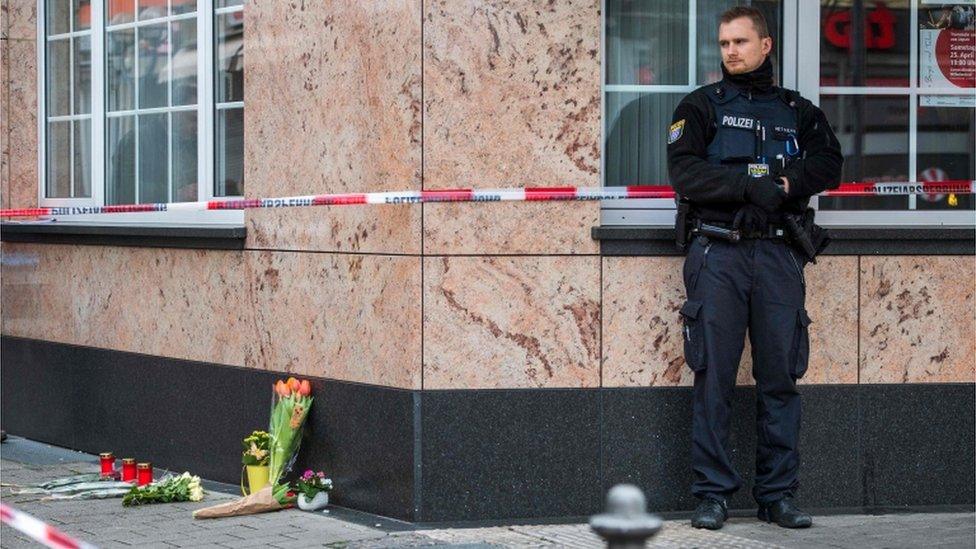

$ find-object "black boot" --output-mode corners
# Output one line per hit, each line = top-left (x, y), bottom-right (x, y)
(691, 497), (728, 530)
(757, 498), (812, 528)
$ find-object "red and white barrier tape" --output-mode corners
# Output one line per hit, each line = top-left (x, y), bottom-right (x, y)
(1, 180), (973, 219)
(0, 503), (97, 549)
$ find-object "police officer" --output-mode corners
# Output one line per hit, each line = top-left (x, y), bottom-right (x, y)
(666, 7), (843, 530)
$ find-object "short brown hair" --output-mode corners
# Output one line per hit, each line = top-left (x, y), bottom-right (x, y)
(720, 6), (770, 39)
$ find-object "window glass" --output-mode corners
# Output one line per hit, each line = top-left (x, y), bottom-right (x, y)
(46, 40), (72, 117)
(916, 96), (975, 211)
(818, 95), (909, 211)
(172, 19), (198, 106)
(46, 121), (72, 198)
(606, 0), (689, 86)
(215, 8), (245, 197)
(138, 23), (169, 109)
(73, 119), (92, 197)
(45, 2), (93, 199)
(216, 12), (244, 103)
(138, 113), (169, 203)
(73, 35), (91, 114)
(820, 1), (910, 87)
(106, 115), (136, 204)
(172, 111), (199, 202)
(216, 108), (244, 197)
(818, 1), (975, 217)
(107, 28), (136, 111)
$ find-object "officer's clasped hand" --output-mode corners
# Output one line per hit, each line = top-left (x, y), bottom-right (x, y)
(732, 204), (769, 235)
(744, 176), (787, 212)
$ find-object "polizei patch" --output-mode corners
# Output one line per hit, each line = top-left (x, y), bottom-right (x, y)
(721, 115), (755, 130)
(668, 119), (686, 144)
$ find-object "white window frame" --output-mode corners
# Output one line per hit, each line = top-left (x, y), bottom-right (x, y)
(36, 0), (244, 226)
(601, 0), (976, 228)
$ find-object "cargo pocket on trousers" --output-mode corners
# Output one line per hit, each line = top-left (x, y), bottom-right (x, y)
(791, 309), (813, 378)
(680, 300), (706, 372)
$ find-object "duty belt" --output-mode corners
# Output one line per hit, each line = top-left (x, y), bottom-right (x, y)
(690, 219), (787, 242)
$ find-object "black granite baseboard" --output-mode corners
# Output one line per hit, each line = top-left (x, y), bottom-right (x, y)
(2, 336), (973, 523)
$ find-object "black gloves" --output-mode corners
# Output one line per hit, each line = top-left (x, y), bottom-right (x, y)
(744, 176), (787, 212)
(733, 204), (769, 235)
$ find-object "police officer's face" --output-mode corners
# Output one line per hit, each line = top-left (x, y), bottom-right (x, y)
(718, 17), (773, 74)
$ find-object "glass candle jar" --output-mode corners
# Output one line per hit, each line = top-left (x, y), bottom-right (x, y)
(99, 452), (115, 476)
(136, 462), (153, 486)
(121, 458), (137, 482)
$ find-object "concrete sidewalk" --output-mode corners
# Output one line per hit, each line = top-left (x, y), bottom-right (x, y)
(1, 437), (973, 548)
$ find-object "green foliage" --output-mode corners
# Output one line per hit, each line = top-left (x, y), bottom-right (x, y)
(242, 430), (271, 466)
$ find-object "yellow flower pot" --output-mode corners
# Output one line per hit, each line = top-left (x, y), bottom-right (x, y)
(243, 465), (270, 495)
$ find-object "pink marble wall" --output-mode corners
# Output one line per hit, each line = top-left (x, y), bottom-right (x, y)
(424, 256), (600, 389)
(243, 0), (422, 254)
(602, 256), (859, 388)
(1, 243), (250, 366)
(245, 251), (421, 389)
(423, 0), (601, 254)
(860, 256), (975, 384)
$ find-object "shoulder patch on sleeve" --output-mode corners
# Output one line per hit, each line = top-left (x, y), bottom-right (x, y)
(668, 119), (686, 144)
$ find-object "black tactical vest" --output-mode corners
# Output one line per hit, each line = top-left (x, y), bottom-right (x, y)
(705, 84), (800, 180)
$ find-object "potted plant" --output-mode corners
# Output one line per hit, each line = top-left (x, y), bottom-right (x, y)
(241, 430), (270, 495)
(295, 469), (333, 511)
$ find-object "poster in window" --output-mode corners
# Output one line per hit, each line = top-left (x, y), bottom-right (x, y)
(919, 3), (976, 107)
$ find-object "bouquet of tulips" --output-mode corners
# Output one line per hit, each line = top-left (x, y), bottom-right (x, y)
(194, 377), (314, 519)
(269, 377), (313, 484)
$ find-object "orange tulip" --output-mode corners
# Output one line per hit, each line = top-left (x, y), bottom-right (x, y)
(298, 379), (311, 396)
(287, 377), (300, 392)
(275, 380), (290, 397)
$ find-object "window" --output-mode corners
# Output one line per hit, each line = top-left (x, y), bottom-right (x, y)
(811, 0), (975, 226)
(39, 0), (244, 223)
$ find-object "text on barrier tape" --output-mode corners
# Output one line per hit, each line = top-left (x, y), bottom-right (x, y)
(0, 181), (973, 218)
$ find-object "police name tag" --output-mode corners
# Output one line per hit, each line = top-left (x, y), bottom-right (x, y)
(748, 163), (770, 177)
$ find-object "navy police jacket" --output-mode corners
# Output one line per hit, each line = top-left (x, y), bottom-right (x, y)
(666, 58), (843, 223)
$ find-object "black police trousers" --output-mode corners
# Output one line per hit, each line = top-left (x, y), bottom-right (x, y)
(680, 235), (812, 505)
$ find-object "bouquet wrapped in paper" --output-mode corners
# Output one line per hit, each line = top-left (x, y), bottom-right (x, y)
(194, 377), (313, 519)
(269, 378), (313, 484)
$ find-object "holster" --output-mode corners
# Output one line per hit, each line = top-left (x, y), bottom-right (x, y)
(784, 208), (830, 264)
(675, 199), (691, 252)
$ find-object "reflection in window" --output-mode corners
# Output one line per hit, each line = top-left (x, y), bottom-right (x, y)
(606, 93), (684, 186)
(606, 0), (689, 85)
(818, 95), (909, 210)
(917, 98), (975, 211)
(44, 0), (91, 198)
(105, 3), (200, 204)
(215, 9), (245, 197)
(820, 1), (910, 87)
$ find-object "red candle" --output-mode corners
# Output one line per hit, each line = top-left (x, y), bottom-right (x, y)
(121, 458), (137, 482)
(136, 462), (153, 486)
(99, 452), (115, 476)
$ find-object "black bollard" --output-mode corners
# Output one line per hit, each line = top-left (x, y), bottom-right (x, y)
(589, 484), (663, 548)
